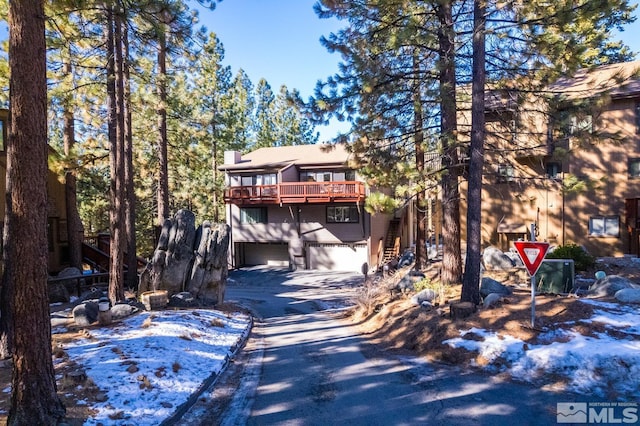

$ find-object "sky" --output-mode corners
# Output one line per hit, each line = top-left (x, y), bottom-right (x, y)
(195, 0), (640, 143)
(196, 0), (350, 142)
(22, 273), (639, 424)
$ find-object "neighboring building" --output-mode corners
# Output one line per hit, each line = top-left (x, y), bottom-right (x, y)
(0, 109), (70, 273)
(219, 144), (405, 272)
(459, 61), (640, 257)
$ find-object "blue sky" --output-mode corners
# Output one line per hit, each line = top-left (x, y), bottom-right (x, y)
(196, 0), (349, 142)
(198, 1), (640, 142)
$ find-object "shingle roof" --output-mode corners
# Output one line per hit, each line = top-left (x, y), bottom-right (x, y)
(219, 143), (352, 171)
(549, 60), (640, 100)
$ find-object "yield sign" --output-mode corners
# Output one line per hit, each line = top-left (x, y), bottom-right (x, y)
(513, 241), (550, 276)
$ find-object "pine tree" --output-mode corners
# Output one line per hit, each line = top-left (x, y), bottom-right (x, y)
(7, 0), (66, 421)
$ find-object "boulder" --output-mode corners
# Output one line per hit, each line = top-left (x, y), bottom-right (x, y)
(483, 292), (503, 308)
(398, 250), (415, 267)
(589, 275), (639, 298)
(504, 249), (523, 267)
(49, 282), (70, 304)
(396, 270), (425, 293)
(410, 289), (436, 306)
(614, 288), (640, 304)
(72, 302), (99, 326)
(483, 247), (515, 270)
(110, 303), (139, 320)
(139, 211), (229, 306)
(480, 277), (512, 298)
(169, 292), (200, 308)
(186, 222), (230, 304)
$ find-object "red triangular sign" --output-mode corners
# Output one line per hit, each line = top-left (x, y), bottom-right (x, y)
(513, 241), (550, 276)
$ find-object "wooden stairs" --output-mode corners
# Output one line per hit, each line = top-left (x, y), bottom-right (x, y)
(381, 219), (401, 265)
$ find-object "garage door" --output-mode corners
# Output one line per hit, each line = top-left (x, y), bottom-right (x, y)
(307, 243), (368, 272)
(241, 242), (289, 267)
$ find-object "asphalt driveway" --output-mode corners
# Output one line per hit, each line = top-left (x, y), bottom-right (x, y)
(188, 267), (589, 425)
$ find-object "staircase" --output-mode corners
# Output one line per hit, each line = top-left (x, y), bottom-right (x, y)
(381, 219), (401, 265)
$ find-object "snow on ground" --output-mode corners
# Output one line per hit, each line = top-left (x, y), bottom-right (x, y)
(54, 309), (251, 425)
(443, 299), (640, 399)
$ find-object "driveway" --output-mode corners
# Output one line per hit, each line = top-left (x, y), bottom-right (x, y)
(185, 267), (583, 425)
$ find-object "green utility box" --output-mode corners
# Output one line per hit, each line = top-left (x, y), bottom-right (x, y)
(535, 259), (575, 294)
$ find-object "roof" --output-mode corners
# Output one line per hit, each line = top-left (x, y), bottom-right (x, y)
(549, 61), (640, 100)
(219, 144), (352, 172)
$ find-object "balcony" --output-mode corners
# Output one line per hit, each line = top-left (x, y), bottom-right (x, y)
(224, 181), (366, 205)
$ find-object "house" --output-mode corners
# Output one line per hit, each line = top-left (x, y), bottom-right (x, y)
(0, 108), (70, 273)
(459, 61), (640, 257)
(219, 144), (403, 272)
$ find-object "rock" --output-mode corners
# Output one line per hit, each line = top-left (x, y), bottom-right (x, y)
(398, 250), (415, 267)
(504, 250), (523, 267)
(396, 270), (425, 293)
(110, 303), (139, 320)
(49, 282), (70, 304)
(421, 301), (433, 309)
(483, 292), (503, 308)
(410, 289), (436, 306)
(168, 292), (199, 308)
(50, 267), (84, 302)
(614, 288), (640, 303)
(186, 222), (230, 304)
(480, 277), (513, 298)
(72, 302), (99, 326)
(139, 211), (229, 306)
(588, 275), (639, 297)
(81, 289), (105, 302)
(483, 247), (515, 270)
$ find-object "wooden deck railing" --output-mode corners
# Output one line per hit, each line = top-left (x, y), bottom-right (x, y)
(224, 181), (366, 205)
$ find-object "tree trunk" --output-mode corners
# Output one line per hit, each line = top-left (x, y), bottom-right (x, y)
(0, 155), (14, 359)
(438, 0), (462, 285)
(412, 53), (427, 271)
(123, 22), (138, 289)
(107, 7), (125, 304)
(461, 0), (486, 305)
(7, 0), (66, 422)
(157, 23), (169, 226)
(212, 123), (219, 223)
(63, 51), (84, 270)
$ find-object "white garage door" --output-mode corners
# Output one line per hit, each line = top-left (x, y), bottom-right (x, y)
(242, 242), (289, 267)
(307, 243), (368, 272)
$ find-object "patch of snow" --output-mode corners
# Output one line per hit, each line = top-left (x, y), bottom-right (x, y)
(56, 309), (251, 425)
(444, 299), (640, 399)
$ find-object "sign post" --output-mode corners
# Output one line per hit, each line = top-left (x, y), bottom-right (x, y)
(513, 225), (550, 327)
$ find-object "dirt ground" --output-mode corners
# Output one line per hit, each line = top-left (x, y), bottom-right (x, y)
(0, 257), (637, 424)
(351, 256), (640, 366)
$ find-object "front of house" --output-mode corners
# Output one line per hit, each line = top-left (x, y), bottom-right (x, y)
(219, 144), (395, 272)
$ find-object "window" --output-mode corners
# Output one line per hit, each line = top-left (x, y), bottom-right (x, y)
(327, 205), (359, 223)
(546, 162), (562, 179)
(589, 216), (619, 237)
(497, 164), (515, 183)
(240, 174), (277, 186)
(240, 207), (267, 224)
(570, 114), (593, 135)
(300, 170), (356, 182)
(636, 103), (640, 134)
(629, 158), (640, 178)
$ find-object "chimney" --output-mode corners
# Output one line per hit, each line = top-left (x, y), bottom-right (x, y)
(224, 151), (241, 165)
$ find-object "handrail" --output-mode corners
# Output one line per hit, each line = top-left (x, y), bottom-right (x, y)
(224, 181), (365, 204)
